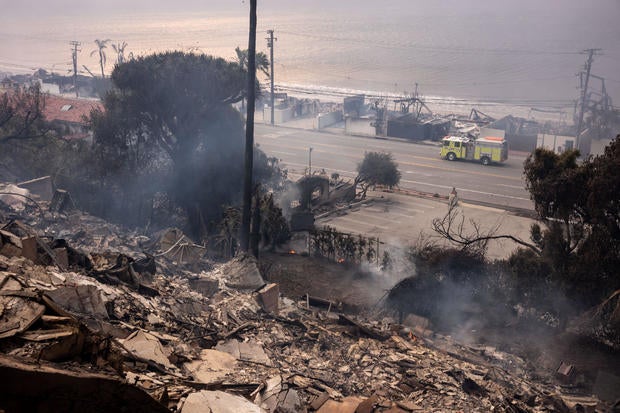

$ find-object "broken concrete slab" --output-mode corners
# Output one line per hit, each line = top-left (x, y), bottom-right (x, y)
(355, 394), (379, 413)
(215, 339), (272, 366)
(46, 284), (109, 319)
(184, 349), (238, 384)
(310, 392), (331, 410)
(0, 184), (30, 211)
(181, 390), (264, 413)
(221, 254), (265, 290)
(255, 375), (304, 413)
(120, 330), (174, 370)
(317, 396), (364, 413)
(256, 283), (279, 314)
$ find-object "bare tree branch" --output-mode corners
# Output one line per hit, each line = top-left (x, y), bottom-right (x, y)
(432, 203), (541, 255)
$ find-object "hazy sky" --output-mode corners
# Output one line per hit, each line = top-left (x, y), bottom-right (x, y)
(9, 0), (583, 16)
(7, 0), (317, 15)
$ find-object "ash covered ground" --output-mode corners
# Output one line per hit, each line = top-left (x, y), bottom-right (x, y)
(0, 193), (618, 412)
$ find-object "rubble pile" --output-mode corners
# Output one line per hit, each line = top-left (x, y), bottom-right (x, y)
(0, 195), (612, 412)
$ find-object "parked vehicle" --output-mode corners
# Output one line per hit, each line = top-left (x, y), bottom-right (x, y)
(440, 136), (508, 165)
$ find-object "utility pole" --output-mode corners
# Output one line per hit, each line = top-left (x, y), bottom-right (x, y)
(576, 48), (601, 150)
(70, 41), (81, 97)
(266, 29), (276, 125)
(240, 0), (257, 254)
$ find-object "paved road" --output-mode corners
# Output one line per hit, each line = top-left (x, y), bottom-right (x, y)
(255, 123), (534, 210)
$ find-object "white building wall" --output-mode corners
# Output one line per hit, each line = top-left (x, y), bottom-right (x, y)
(263, 105), (294, 124)
(345, 117), (375, 137)
(315, 111), (343, 129)
(537, 133), (576, 153)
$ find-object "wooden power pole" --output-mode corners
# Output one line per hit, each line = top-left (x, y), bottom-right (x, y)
(240, 0), (257, 254)
(70, 41), (81, 97)
(267, 29), (276, 125)
(575, 48), (601, 150)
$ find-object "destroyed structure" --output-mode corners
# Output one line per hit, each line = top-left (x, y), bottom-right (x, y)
(0, 181), (618, 412)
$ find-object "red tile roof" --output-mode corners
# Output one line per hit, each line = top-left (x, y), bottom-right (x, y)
(42, 95), (103, 125)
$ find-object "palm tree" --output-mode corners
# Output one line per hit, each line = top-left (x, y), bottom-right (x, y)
(235, 46), (269, 109)
(90, 39), (111, 78)
(234, 46), (269, 78)
(111, 41), (128, 65)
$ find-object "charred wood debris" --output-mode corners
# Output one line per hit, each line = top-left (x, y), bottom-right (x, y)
(0, 189), (614, 413)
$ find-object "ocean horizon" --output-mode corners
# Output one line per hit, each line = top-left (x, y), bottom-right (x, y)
(1, 1), (618, 120)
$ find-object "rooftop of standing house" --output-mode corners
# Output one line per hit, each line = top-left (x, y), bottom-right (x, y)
(43, 94), (102, 126)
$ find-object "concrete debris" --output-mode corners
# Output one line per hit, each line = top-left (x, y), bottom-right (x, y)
(0, 186), (615, 412)
(215, 338), (272, 366)
(120, 330), (175, 370)
(181, 390), (264, 413)
(255, 375), (304, 413)
(256, 282), (279, 313)
(184, 349), (238, 383)
(219, 253), (265, 290)
(0, 184), (30, 211)
(316, 396), (365, 413)
(46, 284), (109, 319)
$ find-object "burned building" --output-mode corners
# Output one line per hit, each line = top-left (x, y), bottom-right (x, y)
(387, 114), (451, 141)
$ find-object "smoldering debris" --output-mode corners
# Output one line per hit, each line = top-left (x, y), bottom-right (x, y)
(0, 185), (616, 412)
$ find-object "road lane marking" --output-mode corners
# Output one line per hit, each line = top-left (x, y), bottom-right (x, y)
(281, 161), (529, 203)
(497, 183), (526, 189)
(400, 179), (531, 201)
(258, 141), (523, 181)
(267, 150), (297, 156)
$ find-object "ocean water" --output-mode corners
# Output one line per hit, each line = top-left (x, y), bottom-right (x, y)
(1, 0), (618, 119)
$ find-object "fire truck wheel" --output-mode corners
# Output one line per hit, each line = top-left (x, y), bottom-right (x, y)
(447, 152), (456, 161)
(481, 156), (490, 165)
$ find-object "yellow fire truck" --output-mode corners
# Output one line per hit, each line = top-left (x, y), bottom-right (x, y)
(440, 136), (508, 165)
